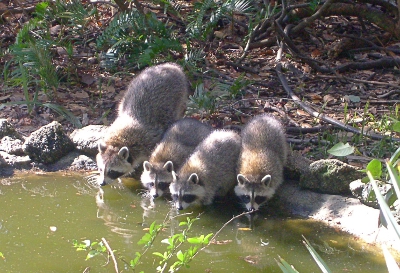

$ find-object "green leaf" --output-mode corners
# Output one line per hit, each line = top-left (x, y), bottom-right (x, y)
(187, 237), (202, 244)
(327, 142), (355, 157)
(366, 159), (382, 178)
(392, 121), (400, 133)
(153, 252), (167, 259)
(0, 252), (5, 260)
(86, 250), (99, 260)
(138, 233), (152, 245)
(176, 250), (184, 262)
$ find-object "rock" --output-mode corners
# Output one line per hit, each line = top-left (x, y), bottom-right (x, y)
(23, 121), (75, 164)
(0, 151), (31, 169)
(350, 179), (392, 209)
(70, 155), (97, 171)
(70, 125), (108, 156)
(299, 159), (363, 194)
(277, 181), (399, 250)
(0, 119), (22, 140)
(0, 136), (24, 155)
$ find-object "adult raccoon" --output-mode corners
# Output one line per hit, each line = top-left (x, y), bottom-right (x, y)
(140, 118), (213, 198)
(169, 130), (241, 210)
(235, 114), (288, 211)
(96, 63), (189, 186)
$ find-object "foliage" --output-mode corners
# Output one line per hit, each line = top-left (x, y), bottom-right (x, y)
(186, 0), (255, 40)
(327, 142), (355, 157)
(72, 239), (107, 261)
(73, 215), (213, 272)
(97, 10), (182, 68)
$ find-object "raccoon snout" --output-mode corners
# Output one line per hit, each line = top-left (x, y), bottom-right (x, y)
(152, 193), (159, 198)
(100, 180), (107, 186)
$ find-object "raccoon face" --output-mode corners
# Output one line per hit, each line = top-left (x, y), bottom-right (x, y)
(169, 173), (205, 210)
(141, 161), (175, 198)
(96, 141), (134, 186)
(235, 174), (273, 211)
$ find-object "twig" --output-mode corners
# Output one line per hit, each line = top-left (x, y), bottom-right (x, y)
(275, 63), (400, 141)
(101, 238), (119, 273)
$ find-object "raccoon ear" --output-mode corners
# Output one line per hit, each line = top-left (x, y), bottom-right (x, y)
(98, 141), (107, 153)
(261, 175), (271, 186)
(188, 173), (199, 184)
(163, 161), (174, 173)
(143, 161), (152, 172)
(237, 174), (247, 185)
(118, 147), (130, 160)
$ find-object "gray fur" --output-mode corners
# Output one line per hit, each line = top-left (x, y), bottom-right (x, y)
(141, 118), (213, 198)
(96, 63), (189, 186)
(235, 114), (288, 211)
(170, 130), (241, 210)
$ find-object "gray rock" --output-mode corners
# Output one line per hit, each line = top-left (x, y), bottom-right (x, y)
(0, 136), (24, 155)
(0, 151), (31, 169)
(70, 155), (97, 171)
(23, 121), (75, 164)
(299, 159), (363, 194)
(0, 119), (22, 140)
(350, 179), (392, 209)
(70, 125), (107, 156)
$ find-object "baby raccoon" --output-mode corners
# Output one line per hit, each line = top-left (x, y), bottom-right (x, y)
(235, 114), (288, 211)
(96, 63), (189, 186)
(140, 118), (213, 198)
(169, 130), (241, 210)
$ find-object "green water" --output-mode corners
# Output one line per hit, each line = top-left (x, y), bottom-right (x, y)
(0, 173), (389, 272)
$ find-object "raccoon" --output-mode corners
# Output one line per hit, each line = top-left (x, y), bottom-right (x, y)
(235, 114), (288, 211)
(169, 130), (241, 210)
(141, 118), (213, 198)
(96, 63), (189, 186)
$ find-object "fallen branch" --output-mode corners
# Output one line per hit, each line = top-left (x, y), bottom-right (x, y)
(275, 63), (400, 141)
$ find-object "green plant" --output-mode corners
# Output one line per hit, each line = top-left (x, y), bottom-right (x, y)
(73, 239), (107, 261)
(96, 10), (182, 68)
(73, 215), (213, 272)
(186, 0), (255, 40)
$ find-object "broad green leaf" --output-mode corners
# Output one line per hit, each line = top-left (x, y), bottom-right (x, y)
(153, 252), (166, 259)
(187, 237), (202, 244)
(366, 159), (382, 178)
(137, 233), (152, 245)
(327, 142), (355, 157)
(348, 95), (360, 103)
(86, 250), (99, 260)
(392, 121), (400, 133)
(176, 250), (184, 262)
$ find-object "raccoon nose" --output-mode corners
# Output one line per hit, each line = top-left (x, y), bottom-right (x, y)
(100, 181), (107, 186)
(248, 207), (256, 212)
(152, 193), (159, 198)
(178, 205), (183, 210)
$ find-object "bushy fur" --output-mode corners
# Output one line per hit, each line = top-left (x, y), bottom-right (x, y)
(235, 114), (288, 211)
(96, 63), (189, 186)
(170, 130), (241, 210)
(140, 118), (213, 198)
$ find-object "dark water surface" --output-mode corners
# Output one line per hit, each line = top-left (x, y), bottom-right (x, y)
(0, 173), (388, 272)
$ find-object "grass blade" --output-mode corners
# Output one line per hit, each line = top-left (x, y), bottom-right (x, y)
(275, 256), (299, 273)
(367, 171), (400, 241)
(382, 245), (400, 273)
(387, 160), (400, 202)
(302, 235), (332, 273)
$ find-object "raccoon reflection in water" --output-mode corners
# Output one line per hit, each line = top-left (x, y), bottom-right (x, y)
(141, 118), (213, 199)
(169, 130), (241, 210)
(235, 114), (288, 211)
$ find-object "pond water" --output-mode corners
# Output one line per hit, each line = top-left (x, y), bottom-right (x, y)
(0, 173), (389, 273)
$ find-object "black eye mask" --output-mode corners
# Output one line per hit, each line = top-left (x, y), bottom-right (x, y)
(158, 182), (169, 191)
(106, 170), (125, 180)
(182, 194), (197, 203)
